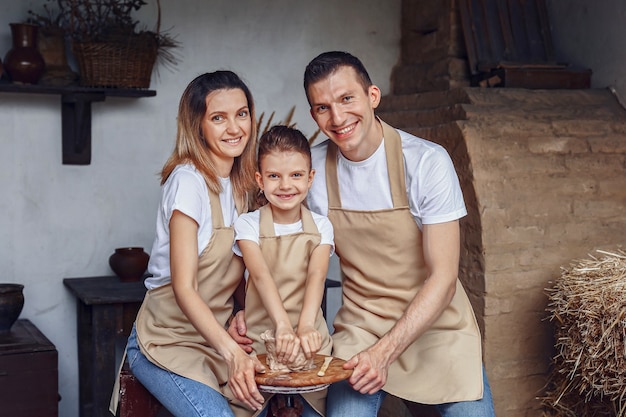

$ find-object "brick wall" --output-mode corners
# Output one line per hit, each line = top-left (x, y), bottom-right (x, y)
(380, 87), (626, 416)
(380, 0), (626, 414)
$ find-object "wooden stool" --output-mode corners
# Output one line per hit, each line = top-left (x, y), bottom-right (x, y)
(269, 394), (304, 417)
(118, 359), (163, 417)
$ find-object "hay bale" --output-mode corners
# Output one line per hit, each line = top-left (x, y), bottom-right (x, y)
(543, 249), (626, 417)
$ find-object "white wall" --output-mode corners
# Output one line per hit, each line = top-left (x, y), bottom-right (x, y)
(0, 1), (400, 416)
(547, 0), (626, 98)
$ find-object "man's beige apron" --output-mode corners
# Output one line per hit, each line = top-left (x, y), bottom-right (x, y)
(325, 120), (483, 404)
(244, 204), (333, 416)
(115, 190), (250, 414)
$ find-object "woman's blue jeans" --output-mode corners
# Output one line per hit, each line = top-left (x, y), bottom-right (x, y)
(126, 326), (322, 417)
(126, 325), (235, 417)
(326, 365), (496, 417)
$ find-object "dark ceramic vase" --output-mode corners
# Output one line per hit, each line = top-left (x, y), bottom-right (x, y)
(109, 247), (150, 282)
(0, 284), (25, 333)
(4, 23), (46, 84)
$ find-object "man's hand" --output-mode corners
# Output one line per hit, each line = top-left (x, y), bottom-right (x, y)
(227, 310), (253, 353)
(343, 342), (391, 394)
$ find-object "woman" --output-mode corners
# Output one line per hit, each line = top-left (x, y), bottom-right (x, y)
(113, 71), (266, 417)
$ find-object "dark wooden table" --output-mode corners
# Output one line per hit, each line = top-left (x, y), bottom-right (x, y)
(0, 319), (58, 417)
(64, 275), (147, 417)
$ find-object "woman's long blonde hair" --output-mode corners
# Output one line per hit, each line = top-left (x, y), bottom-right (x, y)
(160, 71), (257, 207)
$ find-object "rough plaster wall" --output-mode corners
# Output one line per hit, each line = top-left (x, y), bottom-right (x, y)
(0, 2), (401, 416)
(459, 88), (626, 417)
(547, 0), (626, 98)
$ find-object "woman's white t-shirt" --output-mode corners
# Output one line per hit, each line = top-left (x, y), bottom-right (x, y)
(145, 164), (238, 290)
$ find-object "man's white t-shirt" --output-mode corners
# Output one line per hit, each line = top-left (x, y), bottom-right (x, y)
(145, 164), (238, 290)
(306, 128), (467, 229)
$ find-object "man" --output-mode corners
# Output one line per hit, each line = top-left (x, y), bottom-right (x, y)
(302, 51), (495, 417)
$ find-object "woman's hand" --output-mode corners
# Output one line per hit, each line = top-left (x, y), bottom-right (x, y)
(274, 323), (300, 364)
(297, 326), (321, 359)
(227, 349), (266, 411)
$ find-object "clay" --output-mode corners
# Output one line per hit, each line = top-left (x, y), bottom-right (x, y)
(260, 329), (314, 372)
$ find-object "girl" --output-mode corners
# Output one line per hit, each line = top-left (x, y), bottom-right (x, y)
(234, 125), (334, 417)
(113, 71), (266, 417)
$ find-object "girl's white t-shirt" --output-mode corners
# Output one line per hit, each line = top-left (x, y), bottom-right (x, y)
(233, 208), (334, 257)
(145, 164), (238, 290)
(307, 128), (467, 229)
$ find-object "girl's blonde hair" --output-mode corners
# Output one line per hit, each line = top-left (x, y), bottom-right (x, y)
(161, 71), (257, 207)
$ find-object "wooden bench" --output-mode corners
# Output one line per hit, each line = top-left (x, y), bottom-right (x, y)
(118, 359), (164, 417)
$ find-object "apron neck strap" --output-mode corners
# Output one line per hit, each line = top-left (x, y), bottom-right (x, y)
(325, 118), (408, 208)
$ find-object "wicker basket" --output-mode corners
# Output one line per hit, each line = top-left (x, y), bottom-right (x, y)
(73, 40), (158, 88)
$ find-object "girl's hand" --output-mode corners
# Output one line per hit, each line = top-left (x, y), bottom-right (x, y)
(275, 323), (300, 364)
(297, 326), (321, 359)
(227, 349), (266, 411)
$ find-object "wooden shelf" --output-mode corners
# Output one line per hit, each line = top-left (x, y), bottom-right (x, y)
(0, 81), (156, 165)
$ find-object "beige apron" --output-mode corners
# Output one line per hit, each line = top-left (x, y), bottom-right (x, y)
(325, 120), (483, 404)
(244, 204), (332, 416)
(136, 190), (247, 403)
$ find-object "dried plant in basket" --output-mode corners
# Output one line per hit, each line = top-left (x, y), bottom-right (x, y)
(543, 249), (626, 417)
(29, 0), (179, 88)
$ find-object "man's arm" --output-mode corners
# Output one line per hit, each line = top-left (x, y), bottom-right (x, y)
(344, 220), (460, 394)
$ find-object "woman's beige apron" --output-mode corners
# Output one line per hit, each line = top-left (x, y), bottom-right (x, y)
(325, 120), (483, 404)
(244, 204), (333, 416)
(120, 190), (248, 412)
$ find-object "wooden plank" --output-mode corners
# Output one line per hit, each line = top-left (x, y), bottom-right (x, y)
(489, 67), (592, 89)
(535, 0), (555, 60)
(459, 0), (480, 74)
(459, 0), (563, 74)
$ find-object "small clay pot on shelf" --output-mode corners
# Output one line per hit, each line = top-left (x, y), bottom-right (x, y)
(0, 284), (25, 332)
(109, 247), (149, 282)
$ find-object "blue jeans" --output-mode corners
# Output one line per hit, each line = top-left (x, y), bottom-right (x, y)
(126, 325), (235, 417)
(326, 366), (496, 417)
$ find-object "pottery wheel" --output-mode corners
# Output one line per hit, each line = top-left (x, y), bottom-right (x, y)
(255, 354), (352, 393)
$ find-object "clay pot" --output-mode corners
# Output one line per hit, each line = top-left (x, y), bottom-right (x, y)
(109, 247), (150, 282)
(37, 28), (78, 86)
(3, 23), (46, 84)
(0, 284), (25, 333)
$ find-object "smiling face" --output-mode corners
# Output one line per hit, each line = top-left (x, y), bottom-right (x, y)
(201, 88), (251, 176)
(307, 65), (382, 162)
(256, 150), (315, 224)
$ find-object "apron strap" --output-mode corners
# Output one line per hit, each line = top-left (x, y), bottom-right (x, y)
(380, 119), (409, 208)
(259, 204), (319, 236)
(325, 118), (409, 209)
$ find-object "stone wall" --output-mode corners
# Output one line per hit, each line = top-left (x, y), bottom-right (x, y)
(379, 1), (626, 415)
(458, 88), (626, 416)
(378, 87), (626, 416)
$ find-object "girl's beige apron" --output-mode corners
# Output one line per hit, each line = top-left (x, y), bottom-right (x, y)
(244, 204), (333, 416)
(110, 189), (249, 415)
(325, 120), (483, 404)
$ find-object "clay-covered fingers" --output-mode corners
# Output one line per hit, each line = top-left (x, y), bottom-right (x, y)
(298, 328), (322, 359)
(275, 328), (299, 363)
